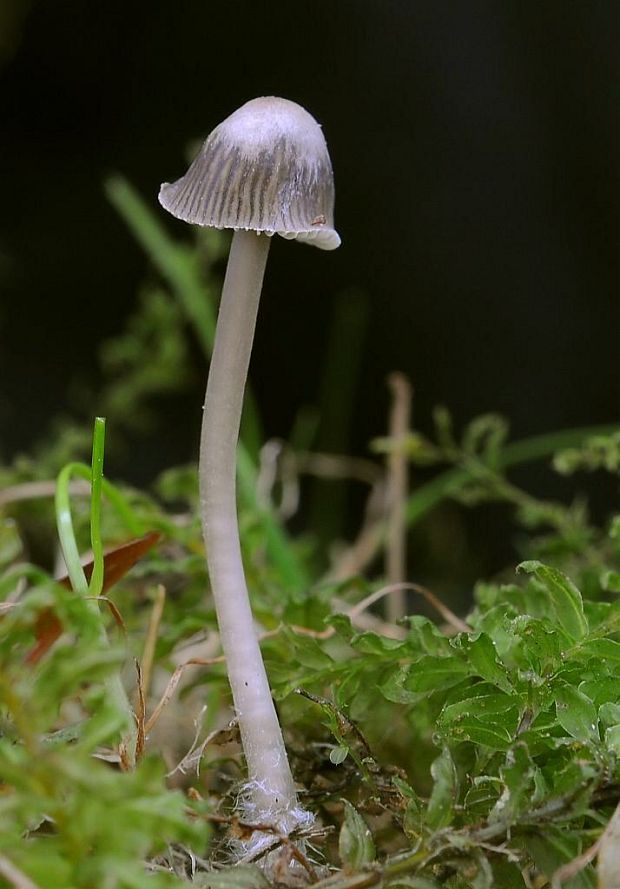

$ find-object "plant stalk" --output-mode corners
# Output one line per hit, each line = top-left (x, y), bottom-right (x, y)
(199, 230), (299, 825)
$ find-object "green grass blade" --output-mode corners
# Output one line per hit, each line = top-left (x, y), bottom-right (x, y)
(105, 175), (216, 358)
(88, 418), (106, 598)
(55, 461), (90, 596)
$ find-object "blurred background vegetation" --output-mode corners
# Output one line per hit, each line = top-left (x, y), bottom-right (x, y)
(0, 0), (618, 602)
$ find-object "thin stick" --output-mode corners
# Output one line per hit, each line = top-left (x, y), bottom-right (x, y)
(551, 838), (600, 888)
(134, 661), (146, 761)
(301, 582), (469, 638)
(0, 855), (41, 889)
(145, 657), (224, 735)
(326, 482), (387, 582)
(385, 373), (412, 621)
(589, 798), (620, 889)
(388, 581), (471, 633)
(141, 584), (166, 699)
(0, 479), (91, 508)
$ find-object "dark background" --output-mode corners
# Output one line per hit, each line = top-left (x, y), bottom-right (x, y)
(1, 1), (618, 582)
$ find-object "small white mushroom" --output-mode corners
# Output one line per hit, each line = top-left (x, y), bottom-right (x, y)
(159, 97), (340, 833)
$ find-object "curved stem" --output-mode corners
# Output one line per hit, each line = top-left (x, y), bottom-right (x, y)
(200, 230), (298, 823)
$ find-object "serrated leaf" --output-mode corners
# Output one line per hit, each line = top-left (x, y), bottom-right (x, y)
(425, 747), (457, 830)
(518, 561), (588, 640)
(554, 684), (599, 742)
(339, 799), (375, 869)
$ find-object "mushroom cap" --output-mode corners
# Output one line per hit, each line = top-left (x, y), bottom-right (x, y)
(159, 97), (340, 251)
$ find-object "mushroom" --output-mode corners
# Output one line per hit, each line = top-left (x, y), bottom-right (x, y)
(159, 97), (340, 835)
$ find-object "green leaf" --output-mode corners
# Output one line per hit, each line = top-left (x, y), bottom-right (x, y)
(464, 779), (501, 819)
(327, 612), (355, 640)
(448, 716), (515, 751)
(599, 702), (620, 727)
(518, 561), (588, 639)
(461, 413), (509, 464)
(490, 859), (529, 888)
(554, 684), (599, 742)
(512, 615), (564, 670)
(330, 746), (349, 765)
(600, 703), (620, 754)
(404, 615), (453, 656)
(440, 690), (518, 725)
(455, 633), (513, 692)
(490, 744), (541, 822)
(601, 570), (620, 593)
(425, 747), (457, 830)
(351, 631), (405, 656)
(578, 638), (620, 662)
(605, 724), (620, 755)
(523, 829), (596, 888)
(404, 655), (471, 694)
(283, 629), (335, 670)
(0, 519), (22, 566)
(338, 799), (375, 869)
(579, 678), (620, 707)
(379, 666), (421, 703)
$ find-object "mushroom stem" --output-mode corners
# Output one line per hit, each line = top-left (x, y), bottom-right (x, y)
(200, 230), (298, 823)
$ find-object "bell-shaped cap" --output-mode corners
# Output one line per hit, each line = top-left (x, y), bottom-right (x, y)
(159, 97), (340, 251)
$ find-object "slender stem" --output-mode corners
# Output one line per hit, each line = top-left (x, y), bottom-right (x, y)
(200, 231), (298, 822)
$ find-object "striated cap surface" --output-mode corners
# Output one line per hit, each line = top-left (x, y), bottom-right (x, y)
(159, 97), (340, 250)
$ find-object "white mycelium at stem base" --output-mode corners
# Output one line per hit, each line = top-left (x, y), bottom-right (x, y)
(159, 97), (340, 833)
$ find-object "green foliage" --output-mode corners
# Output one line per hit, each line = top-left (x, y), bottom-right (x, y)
(4, 419), (620, 886)
(2, 177), (620, 886)
(339, 799), (376, 868)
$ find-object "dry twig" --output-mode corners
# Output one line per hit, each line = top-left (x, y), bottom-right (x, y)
(140, 584), (166, 699)
(385, 373), (412, 621)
